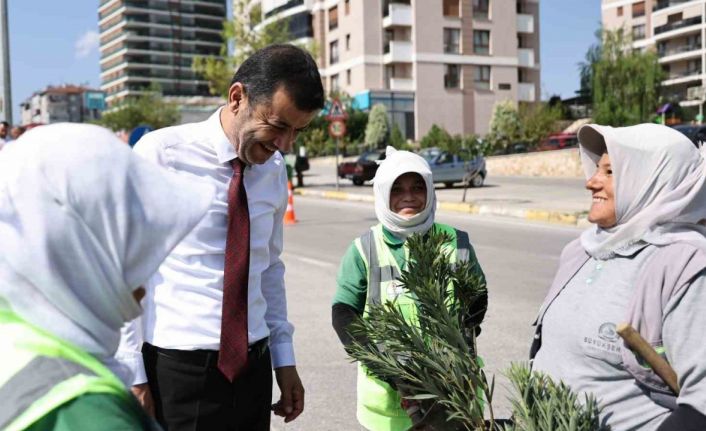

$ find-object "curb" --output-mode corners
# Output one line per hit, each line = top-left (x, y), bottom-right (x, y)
(294, 188), (588, 227)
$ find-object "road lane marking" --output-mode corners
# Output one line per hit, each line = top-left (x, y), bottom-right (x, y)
(283, 253), (336, 268)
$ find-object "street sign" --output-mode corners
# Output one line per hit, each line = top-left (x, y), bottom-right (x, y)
(128, 125), (154, 148)
(328, 119), (347, 139)
(325, 98), (348, 121)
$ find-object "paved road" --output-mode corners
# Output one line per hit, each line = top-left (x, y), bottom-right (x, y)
(300, 162), (590, 215)
(270, 197), (581, 430)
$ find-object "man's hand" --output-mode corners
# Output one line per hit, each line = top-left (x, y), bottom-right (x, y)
(131, 383), (155, 417)
(272, 366), (304, 423)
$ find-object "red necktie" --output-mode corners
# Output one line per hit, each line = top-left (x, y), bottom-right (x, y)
(218, 159), (249, 382)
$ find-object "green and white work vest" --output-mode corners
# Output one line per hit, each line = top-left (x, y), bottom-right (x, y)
(353, 223), (473, 431)
(0, 309), (129, 431)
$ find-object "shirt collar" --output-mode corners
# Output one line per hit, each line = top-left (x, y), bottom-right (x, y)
(381, 226), (405, 246)
(208, 106), (239, 165)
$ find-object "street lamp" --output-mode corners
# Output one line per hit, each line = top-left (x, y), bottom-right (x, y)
(0, 0), (12, 124)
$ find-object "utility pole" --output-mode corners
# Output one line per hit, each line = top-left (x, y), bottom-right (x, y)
(0, 0), (12, 124)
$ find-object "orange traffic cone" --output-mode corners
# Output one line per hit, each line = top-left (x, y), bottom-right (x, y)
(284, 180), (297, 225)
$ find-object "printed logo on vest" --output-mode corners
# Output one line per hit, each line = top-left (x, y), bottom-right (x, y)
(598, 322), (620, 343)
(386, 280), (405, 298)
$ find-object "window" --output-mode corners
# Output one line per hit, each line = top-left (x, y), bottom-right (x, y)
(498, 83), (511, 90)
(473, 30), (490, 55)
(687, 59), (701, 74)
(443, 28), (460, 54)
(667, 12), (683, 24)
(331, 74), (340, 92)
(474, 65), (490, 90)
(330, 40), (339, 65)
(443, 0), (460, 17)
(617, 6), (623, 17)
(346, 34), (351, 50)
(345, 0), (350, 15)
(632, 24), (645, 40)
(347, 69), (352, 85)
(631, 1), (645, 18)
(473, 0), (489, 19)
(444, 64), (461, 89)
(328, 5), (338, 30)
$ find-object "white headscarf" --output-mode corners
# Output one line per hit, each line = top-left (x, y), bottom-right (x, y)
(373, 146), (436, 238)
(578, 123), (706, 259)
(0, 124), (215, 369)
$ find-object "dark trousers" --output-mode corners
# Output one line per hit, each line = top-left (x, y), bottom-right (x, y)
(142, 340), (272, 431)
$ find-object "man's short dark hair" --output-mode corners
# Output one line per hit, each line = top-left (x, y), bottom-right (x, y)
(231, 44), (324, 112)
(1, 121), (8, 128)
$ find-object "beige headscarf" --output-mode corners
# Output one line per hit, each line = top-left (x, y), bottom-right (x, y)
(0, 123), (214, 379)
(578, 123), (706, 259)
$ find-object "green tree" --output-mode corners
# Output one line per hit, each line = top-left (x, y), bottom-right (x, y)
(577, 27), (602, 101)
(364, 104), (390, 149)
(519, 102), (562, 148)
(419, 124), (451, 149)
(389, 122), (407, 150)
(346, 110), (369, 145)
(193, 0), (307, 97)
(592, 28), (665, 126)
(486, 101), (522, 154)
(95, 87), (180, 131)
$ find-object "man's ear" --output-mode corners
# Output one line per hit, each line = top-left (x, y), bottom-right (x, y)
(228, 83), (246, 115)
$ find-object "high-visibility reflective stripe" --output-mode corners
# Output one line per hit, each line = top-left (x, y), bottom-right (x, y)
(0, 356), (96, 429)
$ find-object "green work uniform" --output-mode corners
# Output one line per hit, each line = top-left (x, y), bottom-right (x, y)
(334, 223), (485, 431)
(0, 308), (159, 431)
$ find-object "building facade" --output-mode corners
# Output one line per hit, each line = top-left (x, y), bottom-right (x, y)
(98, 0), (226, 107)
(20, 85), (106, 125)
(602, 0), (706, 109)
(251, 0), (540, 138)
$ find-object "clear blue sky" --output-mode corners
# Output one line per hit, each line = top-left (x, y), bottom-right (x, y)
(6, 0), (600, 123)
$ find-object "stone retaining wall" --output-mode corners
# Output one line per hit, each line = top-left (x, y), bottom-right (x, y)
(310, 149), (585, 178)
(485, 148), (584, 178)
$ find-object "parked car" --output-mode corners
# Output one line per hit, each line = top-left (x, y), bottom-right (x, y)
(337, 149), (386, 186)
(419, 148), (487, 188)
(537, 133), (578, 151)
(671, 124), (706, 147)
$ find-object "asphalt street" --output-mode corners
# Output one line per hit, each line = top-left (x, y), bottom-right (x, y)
(271, 196), (582, 431)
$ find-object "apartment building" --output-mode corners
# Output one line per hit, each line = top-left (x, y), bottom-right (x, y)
(98, 0), (227, 107)
(20, 85), (106, 125)
(252, 0), (540, 138)
(602, 0), (706, 108)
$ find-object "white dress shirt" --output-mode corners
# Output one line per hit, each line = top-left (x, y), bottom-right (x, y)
(117, 108), (294, 385)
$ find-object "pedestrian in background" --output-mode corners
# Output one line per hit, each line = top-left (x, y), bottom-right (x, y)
(10, 125), (26, 140)
(332, 146), (487, 431)
(0, 121), (9, 151)
(0, 123), (214, 430)
(118, 44), (324, 431)
(530, 123), (706, 431)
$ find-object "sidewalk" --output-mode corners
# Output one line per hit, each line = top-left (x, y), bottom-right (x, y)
(293, 164), (592, 226)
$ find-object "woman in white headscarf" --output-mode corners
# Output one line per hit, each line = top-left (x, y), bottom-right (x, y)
(530, 123), (706, 431)
(331, 147), (487, 431)
(0, 124), (214, 431)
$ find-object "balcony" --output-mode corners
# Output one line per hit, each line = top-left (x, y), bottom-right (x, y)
(383, 40), (413, 63)
(518, 48), (535, 68)
(663, 69), (702, 85)
(389, 77), (414, 91)
(653, 0), (695, 12)
(518, 82), (535, 102)
(383, 3), (412, 28)
(658, 44), (702, 62)
(654, 16), (701, 36)
(517, 14), (534, 33)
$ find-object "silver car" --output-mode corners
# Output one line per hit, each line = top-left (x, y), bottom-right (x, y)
(419, 147), (487, 188)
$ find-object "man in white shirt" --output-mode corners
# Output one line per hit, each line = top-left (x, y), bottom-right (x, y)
(118, 44), (324, 431)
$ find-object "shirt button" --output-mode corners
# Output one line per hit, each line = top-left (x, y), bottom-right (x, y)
(596, 263), (603, 270)
(586, 278), (593, 284)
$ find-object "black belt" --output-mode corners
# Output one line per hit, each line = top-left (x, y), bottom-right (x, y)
(144, 337), (269, 368)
